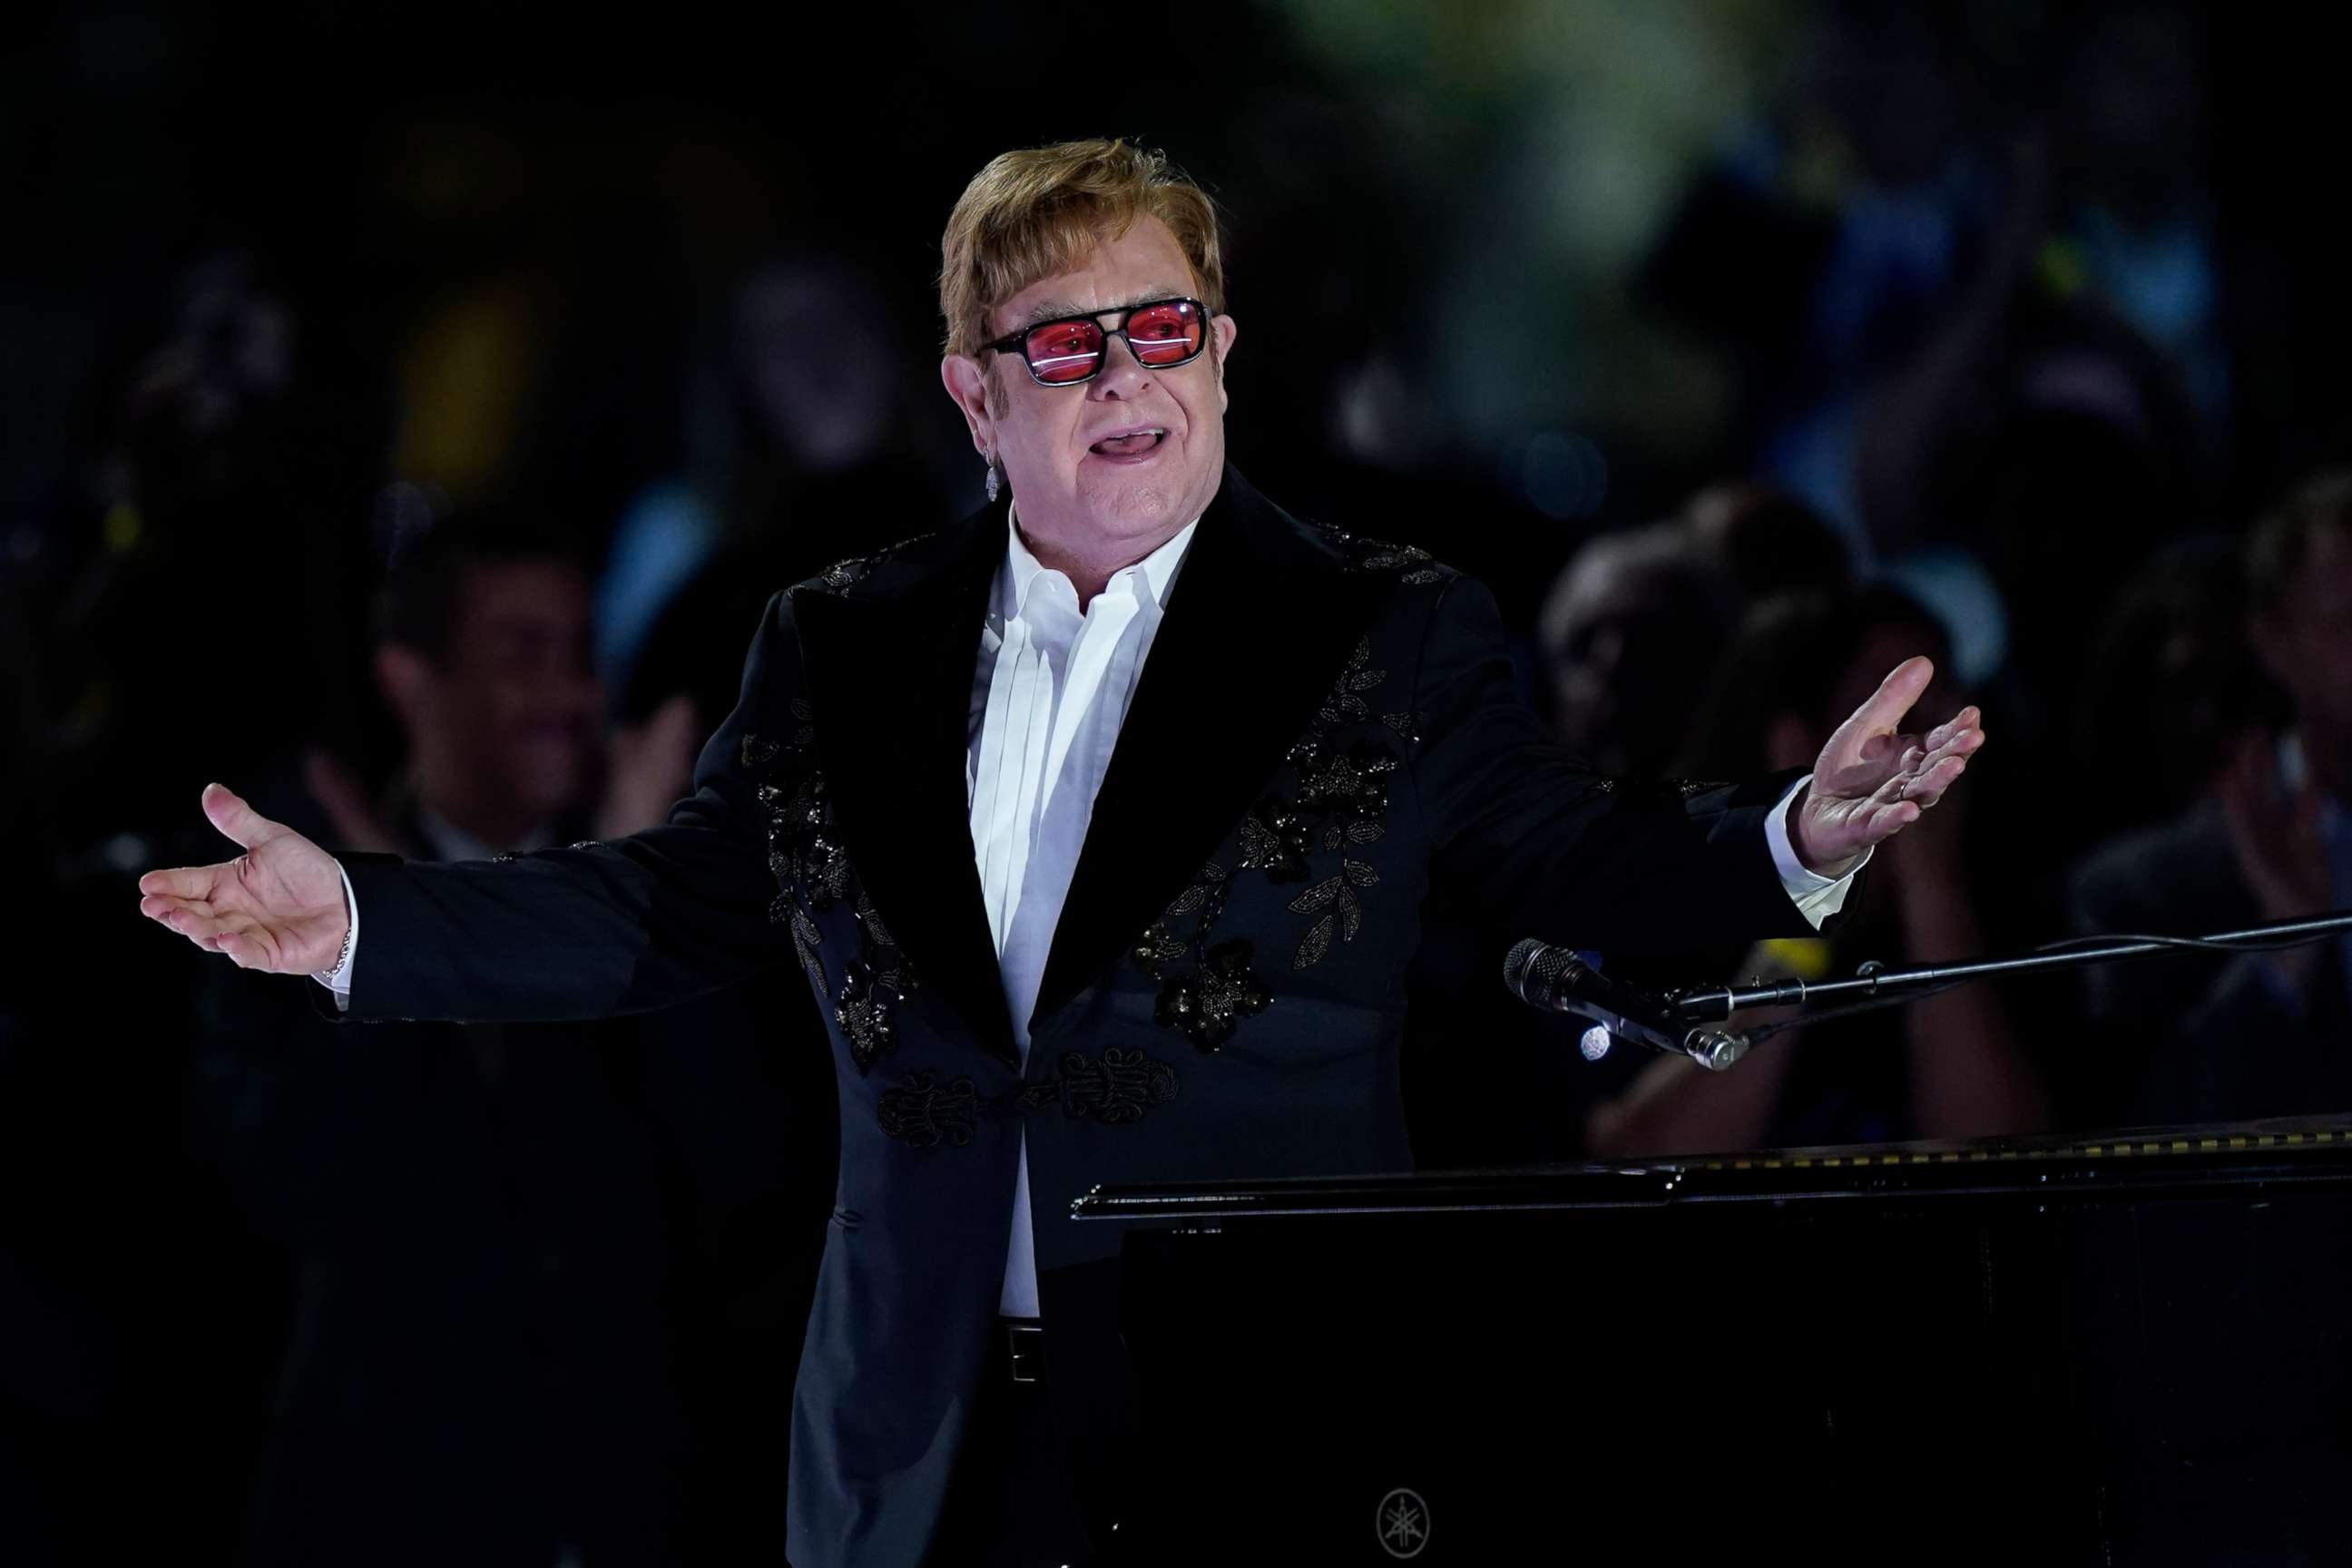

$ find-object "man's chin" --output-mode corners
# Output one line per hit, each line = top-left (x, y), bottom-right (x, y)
(1073, 470), (1197, 532)
(506, 757), (590, 820)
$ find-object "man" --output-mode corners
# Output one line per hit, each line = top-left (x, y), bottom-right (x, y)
(2071, 472), (2352, 1124)
(191, 516), (701, 1563)
(142, 139), (1984, 1567)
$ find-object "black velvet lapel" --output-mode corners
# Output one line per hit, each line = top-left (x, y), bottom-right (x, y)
(1031, 465), (1396, 1026)
(792, 505), (1017, 1067)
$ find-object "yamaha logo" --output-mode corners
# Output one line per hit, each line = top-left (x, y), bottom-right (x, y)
(1376, 1486), (1430, 1558)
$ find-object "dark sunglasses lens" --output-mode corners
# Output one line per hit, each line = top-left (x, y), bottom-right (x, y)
(1127, 299), (1204, 365)
(1024, 318), (1105, 383)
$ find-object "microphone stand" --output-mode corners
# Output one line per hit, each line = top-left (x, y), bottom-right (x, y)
(1659, 911), (2352, 1066)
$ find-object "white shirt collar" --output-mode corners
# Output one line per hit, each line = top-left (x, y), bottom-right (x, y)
(1003, 499), (1199, 618)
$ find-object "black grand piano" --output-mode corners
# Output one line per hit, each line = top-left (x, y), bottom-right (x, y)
(1073, 1118), (2352, 1565)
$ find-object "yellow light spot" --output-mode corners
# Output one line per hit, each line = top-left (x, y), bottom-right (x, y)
(2038, 238), (2089, 298)
(1759, 936), (1837, 980)
(103, 503), (142, 554)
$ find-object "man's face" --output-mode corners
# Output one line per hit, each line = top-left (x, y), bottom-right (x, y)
(2256, 526), (2352, 752)
(1544, 559), (1721, 776)
(430, 560), (603, 818)
(942, 216), (1237, 555)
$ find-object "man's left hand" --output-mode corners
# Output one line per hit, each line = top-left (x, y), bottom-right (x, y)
(1793, 655), (1984, 876)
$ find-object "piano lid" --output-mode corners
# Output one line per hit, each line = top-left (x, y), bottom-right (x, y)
(1069, 1113), (2352, 1220)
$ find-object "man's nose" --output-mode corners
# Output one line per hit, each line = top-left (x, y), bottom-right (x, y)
(538, 662), (602, 716)
(1087, 333), (1157, 398)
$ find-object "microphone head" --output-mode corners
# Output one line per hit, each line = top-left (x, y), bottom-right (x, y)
(1502, 937), (1579, 1007)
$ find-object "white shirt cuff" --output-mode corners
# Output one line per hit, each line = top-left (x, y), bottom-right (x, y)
(1767, 773), (1869, 931)
(309, 859), (358, 1012)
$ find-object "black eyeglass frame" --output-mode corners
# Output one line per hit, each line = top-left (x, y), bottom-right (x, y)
(976, 295), (1213, 387)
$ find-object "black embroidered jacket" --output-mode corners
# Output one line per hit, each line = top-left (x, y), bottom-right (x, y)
(322, 463), (1846, 1568)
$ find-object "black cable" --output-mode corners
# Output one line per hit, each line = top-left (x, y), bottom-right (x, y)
(2027, 929), (2330, 956)
(1729, 922), (2343, 1047)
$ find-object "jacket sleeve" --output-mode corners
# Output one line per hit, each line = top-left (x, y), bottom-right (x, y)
(321, 591), (799, 1024)
(1408, 573), (1848, 956)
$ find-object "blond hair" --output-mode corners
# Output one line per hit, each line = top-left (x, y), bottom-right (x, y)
(936, 138), (1226, 359)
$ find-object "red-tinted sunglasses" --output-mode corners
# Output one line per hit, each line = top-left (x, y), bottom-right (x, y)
(978, 296), (1210, 386)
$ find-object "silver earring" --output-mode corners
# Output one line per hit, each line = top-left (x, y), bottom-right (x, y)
(985, 457), (1001, 504)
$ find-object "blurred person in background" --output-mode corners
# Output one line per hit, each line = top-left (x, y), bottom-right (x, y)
(1535, 520), (1741, 779)
(309, 508), (694, 858)
(190, 511), (707, 1565)
(1847, 118), (2202, 974)
(2071, 534), (2269, 847)
(33, 250), (384, 870)
(1591, 584), (2048, 1155)
(0, 247), (387, 1562)
(597, 252), (954, 709)
(2070, 473), (2352, 1126)
(1409, 496), (1849, 1170)
(1635, 0), (2000, 548)
(1680, 479), (1855, 604)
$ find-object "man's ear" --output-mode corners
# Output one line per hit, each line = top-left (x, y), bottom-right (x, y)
(1210, 314), (1238, 415)
(940, 355), (994, 456)
(373, 643), (436, 735)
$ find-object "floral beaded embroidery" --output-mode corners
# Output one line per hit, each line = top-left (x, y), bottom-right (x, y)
(1135, 619), (1430, 1045)
(744, 697), (914, 1075)
(800, 531), (939, 598)
(1315, 524), (1446, 585)
(1134, 864), (1270, 1052)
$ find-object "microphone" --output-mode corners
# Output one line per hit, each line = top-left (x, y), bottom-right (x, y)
(1502, 938), (1751, 1072)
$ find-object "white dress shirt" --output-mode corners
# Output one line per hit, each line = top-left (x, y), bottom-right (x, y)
(318, 511), (1868, 1320)
(970, 505), (1200, 1317)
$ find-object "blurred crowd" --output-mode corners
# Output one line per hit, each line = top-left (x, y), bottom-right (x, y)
(5, 0), (2351, 1562)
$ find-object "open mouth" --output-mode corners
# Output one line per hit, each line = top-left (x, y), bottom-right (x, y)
(1088, 427), (1168, 459)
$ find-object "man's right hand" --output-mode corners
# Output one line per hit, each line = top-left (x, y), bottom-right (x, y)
(138, 783), (350, 975)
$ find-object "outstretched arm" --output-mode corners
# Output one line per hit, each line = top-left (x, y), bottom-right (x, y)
(140, 592), (799, 1023)
(1414, 577), (1982, 955)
